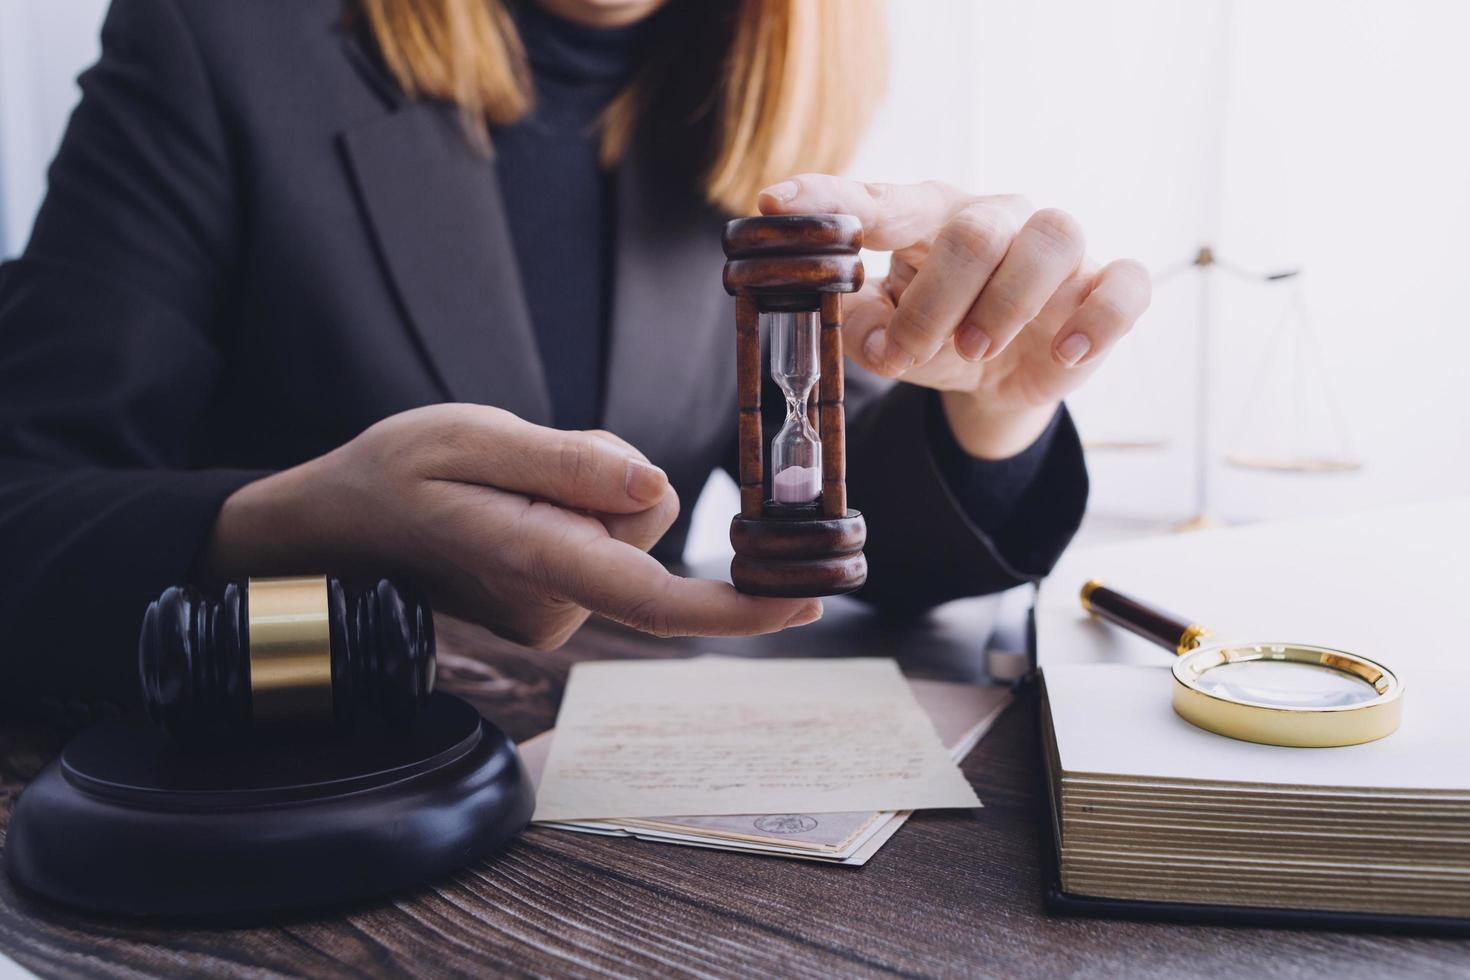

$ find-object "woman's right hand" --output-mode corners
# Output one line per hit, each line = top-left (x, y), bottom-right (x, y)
(202, 404), (821, 648)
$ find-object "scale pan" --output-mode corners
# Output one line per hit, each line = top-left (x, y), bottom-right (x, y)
(1082, 438), (1172, 453)
(1225, 453), (1363, 474)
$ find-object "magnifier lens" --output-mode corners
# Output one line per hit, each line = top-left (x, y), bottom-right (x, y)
(1193, 654), (1380, 709)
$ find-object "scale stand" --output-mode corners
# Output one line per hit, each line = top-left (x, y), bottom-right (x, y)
(1155, 244), (1360, 531)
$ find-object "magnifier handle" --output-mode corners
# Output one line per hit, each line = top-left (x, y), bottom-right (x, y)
(1080, 581), (1213, 656)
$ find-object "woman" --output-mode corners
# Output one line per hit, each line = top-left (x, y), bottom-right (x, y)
(0, 0), (1148, 718)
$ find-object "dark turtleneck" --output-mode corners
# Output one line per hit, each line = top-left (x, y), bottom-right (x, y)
(492, 2), (650, 431)
(492, 2), (1060, 546)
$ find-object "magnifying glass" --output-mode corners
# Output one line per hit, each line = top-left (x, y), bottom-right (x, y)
(1079, 580), (1403, 747)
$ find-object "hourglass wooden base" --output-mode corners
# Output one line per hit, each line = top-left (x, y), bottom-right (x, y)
(730, 508), (868, 597)
(723, 214), (868, 598)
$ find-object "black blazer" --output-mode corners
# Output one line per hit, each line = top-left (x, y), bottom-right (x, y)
(0, 0), (1087, 717)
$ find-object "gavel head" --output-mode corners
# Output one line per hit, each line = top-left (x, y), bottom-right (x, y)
(138, 576), (435, 740)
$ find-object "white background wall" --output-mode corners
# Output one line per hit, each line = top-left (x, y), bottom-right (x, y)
(0, 0), (109, 252)
(2, 0), (1467, 550)
(847, 0), (1470, 529)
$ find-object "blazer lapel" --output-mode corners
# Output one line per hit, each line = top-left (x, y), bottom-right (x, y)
(339, 103), (552, 424)
(602, 151), (730, 462)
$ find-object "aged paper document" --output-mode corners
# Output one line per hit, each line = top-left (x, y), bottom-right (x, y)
(521, 677), (1011, 864)
(532, 658), (981, 821)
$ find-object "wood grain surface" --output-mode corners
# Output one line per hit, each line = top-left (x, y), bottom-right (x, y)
(3, 599), (1468, 979)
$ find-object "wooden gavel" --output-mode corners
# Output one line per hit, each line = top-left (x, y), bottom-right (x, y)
(138, 576), (435, 739)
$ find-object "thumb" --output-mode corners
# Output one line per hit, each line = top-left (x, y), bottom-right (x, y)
(427, 408), (670, 515)
(582, 429), (681, 550)
(757, 173), (973, 252)
(599, 485), (681, 553)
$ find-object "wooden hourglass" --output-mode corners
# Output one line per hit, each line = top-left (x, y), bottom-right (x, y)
(722, 214), (868, 597)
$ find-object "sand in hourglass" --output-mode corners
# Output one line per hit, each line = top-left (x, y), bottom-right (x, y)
(772, 464), (821, 504)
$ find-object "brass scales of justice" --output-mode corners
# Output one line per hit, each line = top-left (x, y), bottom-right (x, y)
(1094, 245), (1364, 531)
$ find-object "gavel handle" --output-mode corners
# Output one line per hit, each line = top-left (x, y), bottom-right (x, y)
(1079, 580), (1213, 656)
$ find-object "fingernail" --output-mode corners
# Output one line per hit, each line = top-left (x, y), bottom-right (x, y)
(760, 180), (798, 203)
(1055, 333), (1092, 366)
(625, 459), (667, 503)
(863, 328), (914, 374)
(785, 601), (824, 628)
(955, 324), (991, 361)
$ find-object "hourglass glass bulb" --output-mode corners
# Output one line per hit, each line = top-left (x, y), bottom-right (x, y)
(769, 310), (822, 506)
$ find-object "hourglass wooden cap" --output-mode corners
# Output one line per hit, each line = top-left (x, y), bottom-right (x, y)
(723, 214), (863, 256)
(722, 214), (865, 300)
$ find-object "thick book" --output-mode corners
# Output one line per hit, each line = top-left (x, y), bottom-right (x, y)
(1035, 744), (1470, 937)
(1031, 498), (1470, 931)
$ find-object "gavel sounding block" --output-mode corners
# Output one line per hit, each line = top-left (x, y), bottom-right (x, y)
(4, 693), (533, 921)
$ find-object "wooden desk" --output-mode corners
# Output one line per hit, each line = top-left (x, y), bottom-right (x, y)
(2, 599), (1466, 978)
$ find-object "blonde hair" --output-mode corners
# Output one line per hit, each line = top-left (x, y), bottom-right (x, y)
(355, 0), (887, 214)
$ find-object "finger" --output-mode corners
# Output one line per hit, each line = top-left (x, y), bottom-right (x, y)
(1028, 258), (1098, 329)
(429, 407), (669, 514)
(599, 485), (680, 553)
(581, 431), (679, 550)
(868, 201), (1019, 374)
(840, 282), (897, 376)
(961, 208), (1086, 362)
(583, 429), (650, 463)
(883, 253), (920, 306)
(757, 174), (974, 251)
(1051, 259), (1152, 368)
(553, 536), (823, 638)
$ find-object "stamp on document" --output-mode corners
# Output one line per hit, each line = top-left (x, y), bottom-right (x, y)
(753, 815), (819, 834)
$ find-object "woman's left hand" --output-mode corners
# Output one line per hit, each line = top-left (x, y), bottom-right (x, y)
(758, 175), (1151, 459)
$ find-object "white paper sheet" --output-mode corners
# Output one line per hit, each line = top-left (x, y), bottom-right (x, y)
(0, 951), (36, 980)
(1035, 497), (1470, 677)
(1044, 663), (1470, 794)
(532, 658), (981, 821)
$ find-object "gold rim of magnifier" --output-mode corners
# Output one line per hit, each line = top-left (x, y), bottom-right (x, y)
(1171, 642), (1403, 748)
